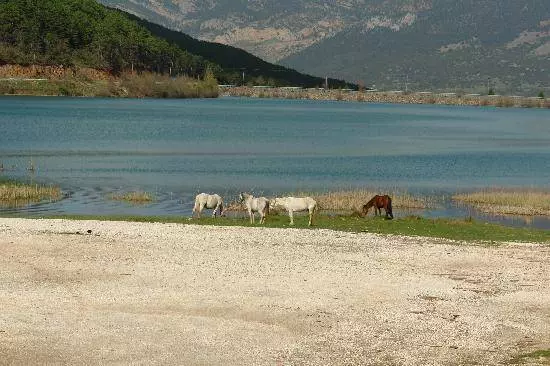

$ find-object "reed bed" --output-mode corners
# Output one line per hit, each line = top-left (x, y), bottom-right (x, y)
(309, 189), (432, 211)
(108, 191), (154, 204)
(0, 182), (61, 206)
(453, 189), (550, 216)
(223, 189), (432, 213)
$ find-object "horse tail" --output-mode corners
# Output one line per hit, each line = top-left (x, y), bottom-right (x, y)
(387, 196), (394, 219)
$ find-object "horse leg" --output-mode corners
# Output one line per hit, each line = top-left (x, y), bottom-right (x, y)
(308, 208), (313, 226)
(288, 210), (294, 225)
(196, 203), (205, 218)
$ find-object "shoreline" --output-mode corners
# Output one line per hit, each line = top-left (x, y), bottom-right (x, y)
(221, 86), (550, 109)
(0, 65), (547, 107)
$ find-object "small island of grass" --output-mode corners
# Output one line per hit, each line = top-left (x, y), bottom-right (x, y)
(453, 189), (550, 216)
(0, 181), (62, 207)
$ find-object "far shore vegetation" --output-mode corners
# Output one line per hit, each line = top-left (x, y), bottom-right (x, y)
(0, 66), (218, 98)
(0, 181), (61, 207)
(453, 189), (550, 216)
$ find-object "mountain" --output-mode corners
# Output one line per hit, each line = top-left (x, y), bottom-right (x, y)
(123, 13), (353, 88)
(99, 0), (550, 94)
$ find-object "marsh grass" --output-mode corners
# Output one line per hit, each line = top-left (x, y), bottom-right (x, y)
(108, 191), (154, 204)
(453, 189), (550, 216)
(222, 189), (433, 214)
(0, 182), (61, 207)
(308, 189), (434, 211)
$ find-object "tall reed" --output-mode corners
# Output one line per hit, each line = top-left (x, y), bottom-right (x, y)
(453, 189), (550, 215)
(0, 182), (61, 206)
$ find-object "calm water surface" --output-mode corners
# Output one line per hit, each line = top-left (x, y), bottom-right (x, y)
(1, 96), (549, 227)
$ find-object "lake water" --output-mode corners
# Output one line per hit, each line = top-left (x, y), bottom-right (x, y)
(1, 96), (549, 228)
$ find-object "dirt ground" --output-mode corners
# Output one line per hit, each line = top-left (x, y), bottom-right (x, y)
(0, 218), (549, 365)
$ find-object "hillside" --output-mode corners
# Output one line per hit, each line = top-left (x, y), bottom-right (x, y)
(0, 0), (349, 89)
(125, 14), (353, 88)
(99, 0), (550, 94)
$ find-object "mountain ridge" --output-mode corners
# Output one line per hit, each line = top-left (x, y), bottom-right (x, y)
(99, 0), (550, 94)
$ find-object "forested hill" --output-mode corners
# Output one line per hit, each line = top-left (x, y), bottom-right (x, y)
(0, 0), (350, 88)
(124, 13), (351, 88)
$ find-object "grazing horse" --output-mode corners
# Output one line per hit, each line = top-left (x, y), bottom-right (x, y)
(271, 196), (317, 226)
(239, 192), (269, 224)
(361, 194), (393, 219)
(192, 193), (225, 218)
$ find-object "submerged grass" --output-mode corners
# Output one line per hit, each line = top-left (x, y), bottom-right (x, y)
(453, 189), (550, 216)
(108, 191), (153, 204)
(0, 181), (61, 206)
(28, 213), (550, 244)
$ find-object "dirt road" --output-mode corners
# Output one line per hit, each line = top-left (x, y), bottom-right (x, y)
(0, 218), (549, 365)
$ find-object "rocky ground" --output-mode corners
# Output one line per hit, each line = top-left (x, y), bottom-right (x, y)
(0, 218), (549, 365)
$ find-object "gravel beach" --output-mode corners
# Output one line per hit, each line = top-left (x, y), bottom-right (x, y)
(1, 218), (549, 365)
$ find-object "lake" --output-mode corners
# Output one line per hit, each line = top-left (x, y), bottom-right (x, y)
(1, 96), (549, 227)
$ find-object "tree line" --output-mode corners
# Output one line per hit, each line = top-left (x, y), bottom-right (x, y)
(0, 0), (215, 77)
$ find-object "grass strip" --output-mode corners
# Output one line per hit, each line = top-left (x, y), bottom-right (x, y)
(11, 213), (549, 245)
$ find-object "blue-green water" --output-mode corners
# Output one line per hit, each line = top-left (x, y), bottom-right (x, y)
(1, 96), (549, 227)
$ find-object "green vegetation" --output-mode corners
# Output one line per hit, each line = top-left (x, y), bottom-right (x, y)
(0, 0), (211, 76)
(0, 181), (62, 207)
(108, 191), (154, 204)
(509, 349), (550, 365)
(0, 0), (351, 94)
(20, 213), (550, 244)
(453, 190), (550, 216)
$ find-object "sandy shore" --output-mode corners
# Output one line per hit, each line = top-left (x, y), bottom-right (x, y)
(1, 218), (549, 365)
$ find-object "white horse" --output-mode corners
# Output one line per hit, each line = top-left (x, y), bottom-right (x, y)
(271, 196), (317, 226)
(192, 193), (224, 218)
(239, 192), (269, 224)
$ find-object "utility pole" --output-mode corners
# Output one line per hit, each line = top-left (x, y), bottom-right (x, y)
(242, 71), (245, 85)
(325, 76), (328, 90)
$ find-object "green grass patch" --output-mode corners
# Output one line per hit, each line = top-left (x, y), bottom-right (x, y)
(15, 213), (550, 244)
(508, 349), (550, 365)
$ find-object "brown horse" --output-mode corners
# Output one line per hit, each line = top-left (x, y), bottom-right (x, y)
(361, 195), (393, 219)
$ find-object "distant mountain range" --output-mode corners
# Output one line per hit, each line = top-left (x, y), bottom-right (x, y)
(99, 0), (550, 94)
